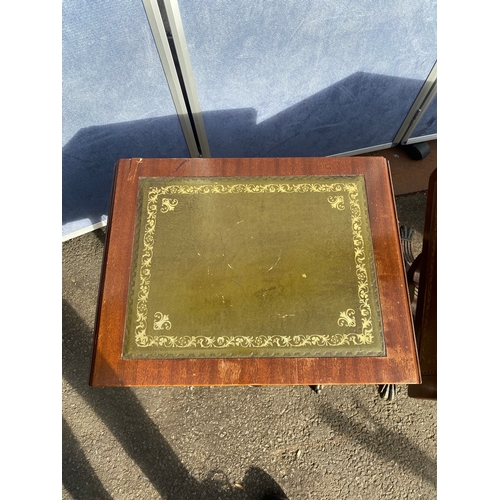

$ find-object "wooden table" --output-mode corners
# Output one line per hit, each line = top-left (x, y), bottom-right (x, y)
(90, 157), (420, 387)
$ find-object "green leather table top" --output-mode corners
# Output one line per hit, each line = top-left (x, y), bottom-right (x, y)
(122, 175), (385, 359)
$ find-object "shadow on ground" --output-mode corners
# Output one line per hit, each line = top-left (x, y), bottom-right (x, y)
(62, 299), (288, 499)
(317, 400), (436, 489)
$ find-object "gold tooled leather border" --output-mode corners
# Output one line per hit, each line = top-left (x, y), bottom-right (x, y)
(124, 175), (385, 358)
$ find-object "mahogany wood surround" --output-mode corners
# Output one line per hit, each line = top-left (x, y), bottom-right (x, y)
(90, 157), (420, 387)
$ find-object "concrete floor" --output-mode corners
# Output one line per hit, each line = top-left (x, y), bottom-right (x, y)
(62, 144), (437, 499)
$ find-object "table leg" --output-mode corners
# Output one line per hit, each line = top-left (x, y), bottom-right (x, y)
(310, 385), (324, 394)
(378, 384), (397, 401)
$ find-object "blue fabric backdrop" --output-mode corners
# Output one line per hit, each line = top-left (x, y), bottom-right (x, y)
(177, 0), (437, 156)
(62, 0), (189, 237)
(62, 0), (436, 238)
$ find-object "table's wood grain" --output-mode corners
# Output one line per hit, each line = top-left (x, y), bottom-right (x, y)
(90, 157), (420, 387)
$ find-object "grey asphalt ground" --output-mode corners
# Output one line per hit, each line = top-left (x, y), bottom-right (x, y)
(62, 191), (436, 499)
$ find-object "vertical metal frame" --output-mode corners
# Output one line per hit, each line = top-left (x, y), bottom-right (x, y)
(402, 79), (437, 146)
(401, 83), (437, 145)
(393, 61), (437, 145)
(142, 0), (204, 157)
(161, 0), (211, 157)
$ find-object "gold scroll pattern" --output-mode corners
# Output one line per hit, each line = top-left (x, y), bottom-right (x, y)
(153, 312), (172, 331)
(160, 198), (178, 213)
(338, 309), (356, 327)
(345, 182), (374, 345)
(328, 195), (345, 210)
(134, 181), (374, 349)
